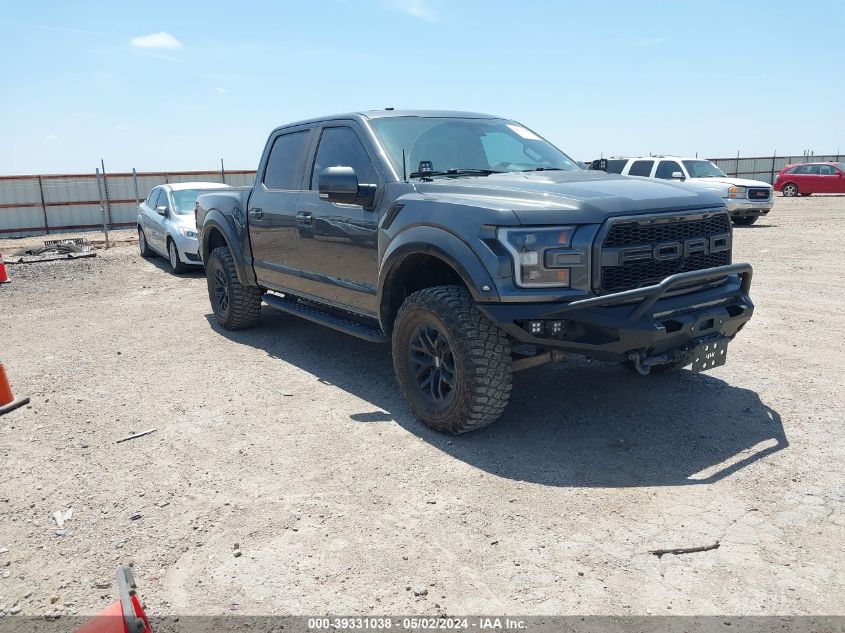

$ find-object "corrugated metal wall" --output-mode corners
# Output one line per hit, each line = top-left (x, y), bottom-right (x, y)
(0, 170), (257, 237)
(3, 154), (843, 236)
(709, 154), (843, 184)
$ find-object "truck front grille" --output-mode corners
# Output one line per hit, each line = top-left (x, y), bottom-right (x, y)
(747, 188), (770, 200)
(599, 212), (731, 293)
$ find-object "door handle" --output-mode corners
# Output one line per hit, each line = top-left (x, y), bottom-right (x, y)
(249, 208), (263, 220)
(297, 211), (313, 224)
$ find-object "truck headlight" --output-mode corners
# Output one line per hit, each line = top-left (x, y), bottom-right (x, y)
(727, 186), (747, 199)
(497, 226), (574, 288)
(178, 227), (199, 239)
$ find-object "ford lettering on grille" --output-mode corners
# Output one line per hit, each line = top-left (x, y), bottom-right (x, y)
(599, 213), (732, 292)
(616, 234), (731, 265)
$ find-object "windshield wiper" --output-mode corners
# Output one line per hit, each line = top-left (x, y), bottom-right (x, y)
(410, 168), (504, 179)
(519, 167), (565, 172)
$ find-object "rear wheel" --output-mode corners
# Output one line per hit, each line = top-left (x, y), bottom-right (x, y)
(392, 285), (512, 434)
(782, 183), (799, 197)
(168, 239), (188, 274)
(732, 216), (758, 226)
(138, 227), (154, 257)
(205, 246), (262, 330)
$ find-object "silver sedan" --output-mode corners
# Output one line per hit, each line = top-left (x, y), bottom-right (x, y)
(137, 182), (230, 273)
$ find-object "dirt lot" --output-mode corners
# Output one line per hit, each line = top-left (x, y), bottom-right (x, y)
(1, 198), (843, 619)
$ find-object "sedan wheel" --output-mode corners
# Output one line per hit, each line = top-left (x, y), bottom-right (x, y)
(782, 183), (798, 197)
(168, 239), (187, 274)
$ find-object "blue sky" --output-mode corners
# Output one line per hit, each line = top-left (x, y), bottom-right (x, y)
(1, 0), (843, 174)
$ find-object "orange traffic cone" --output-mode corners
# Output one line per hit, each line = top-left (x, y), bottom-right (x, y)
(0, 252), (9, 283)
(0, 360), (29, 415)
(76, 566), (152, 633)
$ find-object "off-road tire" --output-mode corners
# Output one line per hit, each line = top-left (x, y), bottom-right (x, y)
(392, 285), (512, 434)
(206, 246), (262, 330)
(732, 216), (758, 226)
(138, 227), (154, 258)
(168, 238), (188, 274)
(781, 183), (799, 197)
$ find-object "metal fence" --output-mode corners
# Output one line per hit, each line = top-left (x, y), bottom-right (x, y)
(708, 153), (843, 185)
(3, 152), (844, 237)
(0, 168), (257, 238)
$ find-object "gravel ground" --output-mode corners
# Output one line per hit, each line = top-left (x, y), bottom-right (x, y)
(0, 199), (843, 619)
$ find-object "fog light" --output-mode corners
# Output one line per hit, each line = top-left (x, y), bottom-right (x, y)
(551, 321), (562, 335)
(529, 321), (543, 335)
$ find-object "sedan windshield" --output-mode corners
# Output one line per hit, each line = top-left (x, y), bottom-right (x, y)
(171, 189), (211, 215)
(683, 160), (727, 178)
(369, 117), (580, 178)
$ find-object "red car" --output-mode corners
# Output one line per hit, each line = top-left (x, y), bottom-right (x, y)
(774, 161), (845, 196)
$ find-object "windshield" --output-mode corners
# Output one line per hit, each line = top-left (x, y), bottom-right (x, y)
(682, 160), (727, 178)
(170, 189), (214, 215)
(369, 117), (580, 178)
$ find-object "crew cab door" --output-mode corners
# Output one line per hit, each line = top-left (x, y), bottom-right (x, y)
(247, 126), (313, 290)
(290, 123), (383, 316)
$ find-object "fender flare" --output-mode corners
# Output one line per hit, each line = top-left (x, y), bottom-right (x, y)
(200, 210), (256, 286)
(378, 225), (499, 330)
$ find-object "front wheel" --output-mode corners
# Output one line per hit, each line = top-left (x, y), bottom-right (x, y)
(168, 239), (188, 274)
(205, 246), (262, 330)
(732, 216), (758, 226)
(782, 183), (799, 197)
(392, 285), (512, 434)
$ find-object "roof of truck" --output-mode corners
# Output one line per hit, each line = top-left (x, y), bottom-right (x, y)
(273, 109), (502, 131)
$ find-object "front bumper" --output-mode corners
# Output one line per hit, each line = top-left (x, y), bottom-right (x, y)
(477, 264), (754, 364)
(170, 232), (202, 265)
(724, 198), (774, 217)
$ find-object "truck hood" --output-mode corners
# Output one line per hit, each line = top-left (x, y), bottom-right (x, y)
(411, 170), (726, 224)
(686, 176), (772, 190)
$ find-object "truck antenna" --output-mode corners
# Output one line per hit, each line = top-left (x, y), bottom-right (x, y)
(402, 148), (408, 182)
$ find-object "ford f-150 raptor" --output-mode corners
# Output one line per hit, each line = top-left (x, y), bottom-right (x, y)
(196, 110), (754, 434)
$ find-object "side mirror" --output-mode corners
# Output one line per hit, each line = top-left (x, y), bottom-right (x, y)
(155, 205), (168, 216)
(591, 158), (608, 171)
(671, 171), (685, 180)
(318, 166), (377, 209)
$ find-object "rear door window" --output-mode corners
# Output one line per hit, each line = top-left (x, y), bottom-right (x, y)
(263, 131), (311, 190)
(628, 160), (654, 177)
(655, 160), (683, 179)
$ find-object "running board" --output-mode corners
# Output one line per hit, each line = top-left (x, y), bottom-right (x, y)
(262, 293), (389, 343)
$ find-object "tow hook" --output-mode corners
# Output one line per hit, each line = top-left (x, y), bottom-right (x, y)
(627, 351), (674, 376)
(627, 352), (651, 375)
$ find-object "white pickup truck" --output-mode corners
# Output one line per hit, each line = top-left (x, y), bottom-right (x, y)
(596, 155), (774, 226)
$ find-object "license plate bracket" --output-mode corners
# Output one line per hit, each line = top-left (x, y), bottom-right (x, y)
(690, 339), (728, 372)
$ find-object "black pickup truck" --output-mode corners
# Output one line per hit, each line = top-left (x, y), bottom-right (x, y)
(196, 110), (754, 434)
